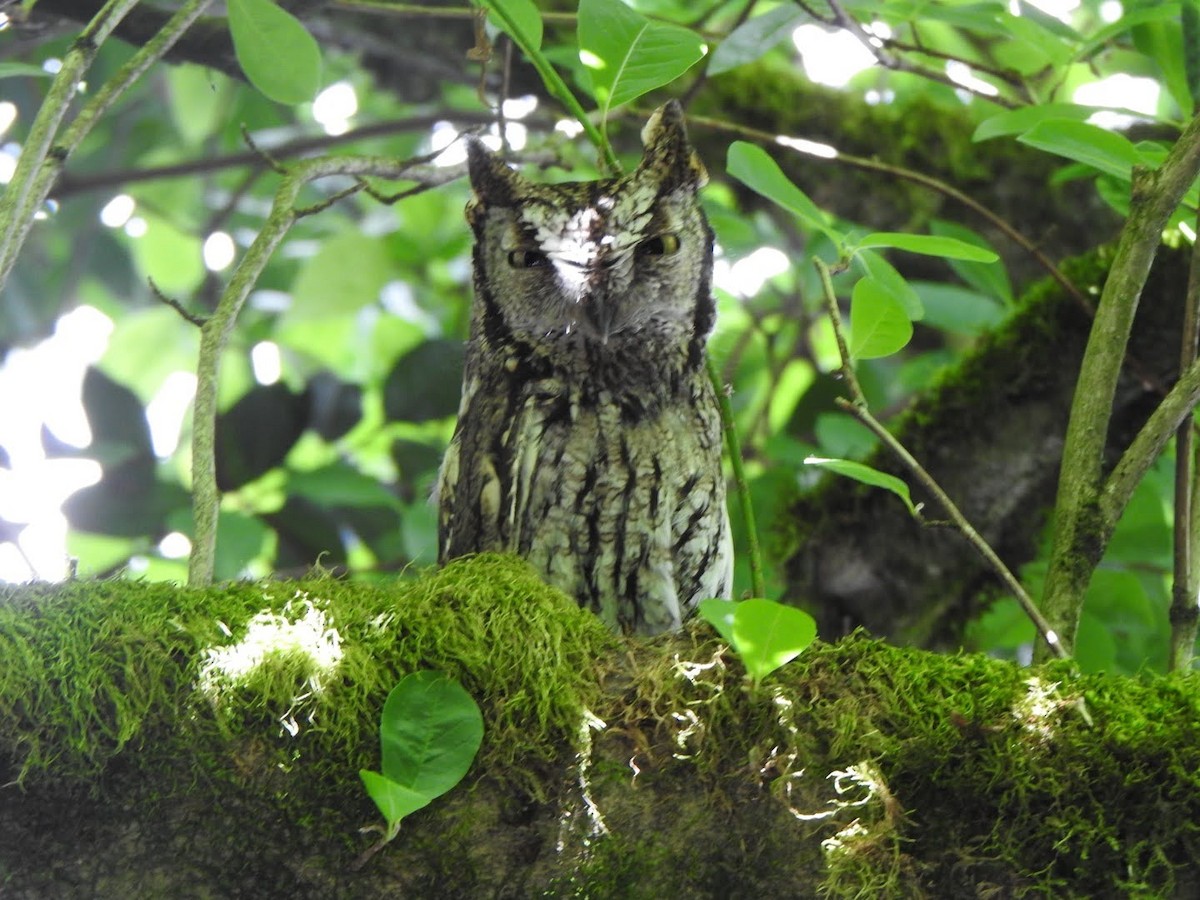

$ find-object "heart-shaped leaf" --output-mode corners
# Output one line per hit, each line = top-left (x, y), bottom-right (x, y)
(731, 598), (817, 683)
(378, 671), (484, 800)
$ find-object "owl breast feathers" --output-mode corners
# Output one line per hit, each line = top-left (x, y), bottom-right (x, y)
(436, 101), (733, 635)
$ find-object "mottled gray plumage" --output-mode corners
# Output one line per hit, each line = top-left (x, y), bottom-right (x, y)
(437, 102), (732, 635)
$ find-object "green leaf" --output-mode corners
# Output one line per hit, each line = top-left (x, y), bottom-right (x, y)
(972, 103), (1094, 143)
(480, 0), (543, 52)
(1134, 14), (1192, 116)
(228, 0), (322, 105)
(804, 456), (917, 516)
(732, 598), (817, 683)
(855, 232), (999, 262)
(849, 277), (913, 359)
(726, 141), (843, 242)
(699, 598), (817, 682)
(929, 219), (1012, 305)
(1185, 0), (1200, 109)
(1017, 120), (1146, 181)
(130, 215), (204, 296)
(577, 0), (706, 122)
(708, 6), (804, 76)
(697, 598), (737, 646)
(290, 233), (395, 319)
(912, 281), (1005, 337)
(359, 770), (433, 831)
(378, 671), (484, 800)
(0, 62), (52, 79)
(856, 249), (923, 319)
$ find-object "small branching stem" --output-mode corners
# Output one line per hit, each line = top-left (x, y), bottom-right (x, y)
(814, 258), (1068, 661)
(0, 0), (213, 291)
(187, 155), (456, 586)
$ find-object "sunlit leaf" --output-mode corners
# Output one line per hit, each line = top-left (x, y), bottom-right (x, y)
(856, 249), (923, 319)
(708, 6), (804, 76)
(578, 0), (706, 121)
(1017, 120), (1147, 181)
(849, 276), (913, 359)
(378, 671), (484, 800)
(228, 0), (322, 104)
(856, 232), (999, 262)
(291, 233), (395, 319)
(697, 598), (737, 646)
(804, 456), (917, 516)
(726, 141), (843, 241)
(732, 598), (817, 682)
(479, 0), (543, 53)
(973, 103), (1094, 142)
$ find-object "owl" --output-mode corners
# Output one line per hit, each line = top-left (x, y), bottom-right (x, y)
(436, 101), (732, 635)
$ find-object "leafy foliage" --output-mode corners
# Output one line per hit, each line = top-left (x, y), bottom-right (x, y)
(0, 0), (1196, 672)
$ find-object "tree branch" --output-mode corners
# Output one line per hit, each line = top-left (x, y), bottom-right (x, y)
(1041, 109), (1200, 648)
(187, 153), (464, 586)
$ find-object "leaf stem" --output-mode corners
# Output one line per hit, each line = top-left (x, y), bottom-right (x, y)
(478, 1), (620, 172)
(708, 356), (766, 599)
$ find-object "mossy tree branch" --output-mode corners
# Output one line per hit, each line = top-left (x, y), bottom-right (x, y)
(1041, 111), (1200, 652)
(187, 155), (460, 587)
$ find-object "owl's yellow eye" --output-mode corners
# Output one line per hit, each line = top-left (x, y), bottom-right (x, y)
(507, 248), (549, 268)
(637, 233), (681, 256)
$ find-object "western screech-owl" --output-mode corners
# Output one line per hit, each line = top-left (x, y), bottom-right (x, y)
(437, 101), (732, 635)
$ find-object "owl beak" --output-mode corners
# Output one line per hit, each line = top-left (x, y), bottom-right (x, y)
(579, 293), (616, 344)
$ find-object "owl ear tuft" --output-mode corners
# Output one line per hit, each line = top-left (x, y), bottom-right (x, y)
(638, 100), (708, 191)
(465, 136), (524, 206)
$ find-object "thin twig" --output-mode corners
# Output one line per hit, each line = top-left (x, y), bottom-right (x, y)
(820, 0), (1018, 108)
(0, 0), (142, 286)
(149, 279), (207, 327)
(814, 258), (1068, 661)
(708, 356), (766, 599)
(187, 154), (458, 586)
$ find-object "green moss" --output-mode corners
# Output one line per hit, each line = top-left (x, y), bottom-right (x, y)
(4, 568), (1200, 894)
(0, 554), (616, 799)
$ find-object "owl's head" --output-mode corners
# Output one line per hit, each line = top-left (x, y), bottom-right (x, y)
(465, 102), (714, 351)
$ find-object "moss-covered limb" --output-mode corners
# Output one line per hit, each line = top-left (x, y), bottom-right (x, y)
(4, 556), (1200, 896)
(779, 245), (1190, 650)
(1043, 112), (1200, 650)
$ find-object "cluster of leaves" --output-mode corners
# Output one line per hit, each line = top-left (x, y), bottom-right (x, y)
(1, 0), (1196, 674)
